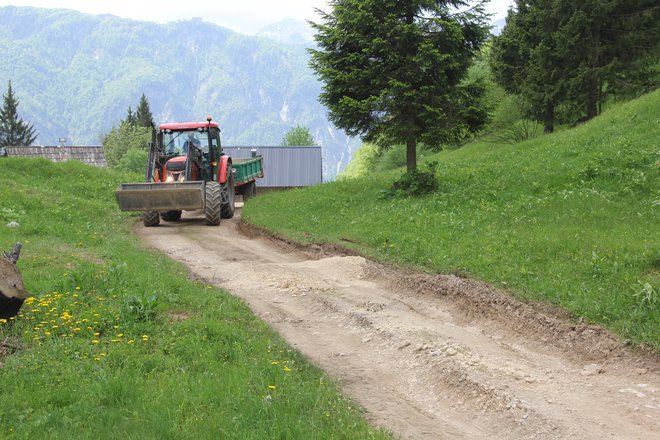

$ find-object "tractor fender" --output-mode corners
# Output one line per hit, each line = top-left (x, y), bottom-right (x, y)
(217, 156), (232, 183)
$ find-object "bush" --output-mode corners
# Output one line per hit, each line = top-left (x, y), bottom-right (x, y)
(103, 123), (151, 167)
(386, 161), (439, 197)
(115, 149), (148, 174)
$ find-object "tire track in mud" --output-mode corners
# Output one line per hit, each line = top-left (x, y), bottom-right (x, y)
(138, 210), (659, 440)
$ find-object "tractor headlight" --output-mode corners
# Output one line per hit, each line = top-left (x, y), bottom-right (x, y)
(166, 174), (174, 182)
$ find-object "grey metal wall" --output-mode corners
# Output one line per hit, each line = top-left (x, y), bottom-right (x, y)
(4, 146), (107, 167)
(223, 146), (322, 188)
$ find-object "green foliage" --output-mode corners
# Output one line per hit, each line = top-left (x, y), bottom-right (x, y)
(0, 80), (37, 147)
(114, 148), (148, 174)
(485, 94), (543, 144)
(244, 90), (660, 349)
(102, 122), (151, 167)
(280, 124), (317, 146)
(490, 0), (660, 132)
(338, 142), (382, 180)
(0, 158), (391, 439)
(386, 161), (439, 197)
(121, 292), (159, 323)
(309, 0), (491, 171)
(135, 93), (154, 128)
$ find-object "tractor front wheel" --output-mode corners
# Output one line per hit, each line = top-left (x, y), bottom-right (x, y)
(143, 210), (160, 227)
(221, 166), (236, 219)
(205, 182), (221, 226)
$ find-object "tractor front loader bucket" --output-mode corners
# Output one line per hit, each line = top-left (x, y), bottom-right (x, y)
(115, 182), (206, 212)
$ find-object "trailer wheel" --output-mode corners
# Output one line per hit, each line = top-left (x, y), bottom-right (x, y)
(242, 180), (257, 201)
(161, 210), (182, 222)
(205, 182), (221, 226)
(221, 166), (236, 219)
(143, 210), (160, 227)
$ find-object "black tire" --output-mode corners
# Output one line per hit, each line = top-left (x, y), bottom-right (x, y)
(204, 181), (221, 226)
(160, 210), (182, 222)
(220, 165), (236, 219)
(242, 180), (257, 201)
(143, 210), (160, 227)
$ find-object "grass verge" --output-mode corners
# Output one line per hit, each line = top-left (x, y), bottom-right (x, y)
(244, 90), (659, 350)
(0, 158), (390, 439)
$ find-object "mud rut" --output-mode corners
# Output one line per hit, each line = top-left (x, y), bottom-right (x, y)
(137, 208), (659, 440)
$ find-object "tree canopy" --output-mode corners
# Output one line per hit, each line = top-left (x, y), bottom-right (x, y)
(490, 0), (660, 133)
(280, 124), (317, 146)
(309, 0), (490, 171)
(0, 80), (37, 147)
(136, 93), (155, 128)
(103, 93), (155, 167)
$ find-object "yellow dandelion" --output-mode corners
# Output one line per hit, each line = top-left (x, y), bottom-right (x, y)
(91, 339), (99, 344)
(268, 385), (276, 390)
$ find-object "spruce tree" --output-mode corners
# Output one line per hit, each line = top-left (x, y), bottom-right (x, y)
(491, 0), (659, 130)
(123, 106), (137, 126)
(0, 80), (37, 147)
(136, 93), (155, 128)
(309, 0), (490, 172)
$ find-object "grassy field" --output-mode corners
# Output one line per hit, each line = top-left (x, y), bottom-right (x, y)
(0, 159), (390, 439)
(244, 90), (660, 350)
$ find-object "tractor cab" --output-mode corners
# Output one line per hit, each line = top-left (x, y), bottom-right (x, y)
(153, 119), (222, 184)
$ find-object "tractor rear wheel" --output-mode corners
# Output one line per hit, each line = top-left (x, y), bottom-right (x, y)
(204, 182), (221, 226)
(221, 165), (236, 219)
(143, 210), (160, 227)
(161, 210), (182, 222)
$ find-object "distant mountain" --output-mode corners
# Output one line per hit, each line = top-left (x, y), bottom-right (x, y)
(256, 18), (315, 46)
(0, 6), (355, 179)
(491, 17), (507, 36)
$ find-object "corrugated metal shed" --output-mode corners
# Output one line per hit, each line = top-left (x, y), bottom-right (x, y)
(223, 146), (322, 188)
(4, 146), (107, 167)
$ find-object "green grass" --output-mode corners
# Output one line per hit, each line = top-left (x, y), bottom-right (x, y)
(244, 90), (660, 350)
(0, 158), (390, 439)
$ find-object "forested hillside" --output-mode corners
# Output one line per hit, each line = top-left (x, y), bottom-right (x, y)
(0, 6), (355, 179)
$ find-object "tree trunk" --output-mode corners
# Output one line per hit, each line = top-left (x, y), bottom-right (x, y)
(406, 139), (417, 172)
(543, 102), (555, 134)
(586, 74), (598, 119)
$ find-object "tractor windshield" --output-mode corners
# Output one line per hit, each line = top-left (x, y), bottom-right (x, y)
(163, 130), (209, 156)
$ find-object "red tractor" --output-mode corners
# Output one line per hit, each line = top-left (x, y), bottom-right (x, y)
(115, 117), (263, 226)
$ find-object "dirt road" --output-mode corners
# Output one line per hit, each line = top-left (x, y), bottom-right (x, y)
(138, 209), (659, 439)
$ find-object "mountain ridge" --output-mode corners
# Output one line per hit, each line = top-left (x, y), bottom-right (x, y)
(0, 6), (354, 179)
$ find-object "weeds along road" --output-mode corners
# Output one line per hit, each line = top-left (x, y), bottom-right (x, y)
(138, 207), (659, 440)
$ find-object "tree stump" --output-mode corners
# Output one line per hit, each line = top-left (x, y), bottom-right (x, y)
(0, 243), (27, 321)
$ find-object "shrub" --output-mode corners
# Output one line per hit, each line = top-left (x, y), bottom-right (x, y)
(386, 161), (439, 197)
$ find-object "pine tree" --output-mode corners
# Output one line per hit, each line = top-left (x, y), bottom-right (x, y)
(123, 106), (137, 126)
(309, 0), (490, 172)
(135, 93), (155, 128)
(0, 80), (38, 147)
(491, 0), (659, 131)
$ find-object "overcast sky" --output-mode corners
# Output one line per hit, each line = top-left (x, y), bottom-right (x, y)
(0, 0), (513, 35)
